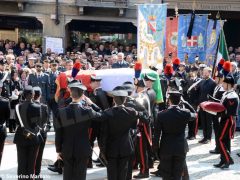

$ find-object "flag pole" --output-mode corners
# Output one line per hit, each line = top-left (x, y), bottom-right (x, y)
(211, 33), (221, 77)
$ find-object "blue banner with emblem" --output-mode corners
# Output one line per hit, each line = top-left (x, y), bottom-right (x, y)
(137, 4), (167, 69)
(177, 14), (208, 64)
(205, 20), (222, 66)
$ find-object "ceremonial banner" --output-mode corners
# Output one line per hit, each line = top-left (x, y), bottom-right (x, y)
(178, 14), (208, 63)
(165, 17), (178, 58)
(137, 4), (167, 69)
(205, 20), (222, 66)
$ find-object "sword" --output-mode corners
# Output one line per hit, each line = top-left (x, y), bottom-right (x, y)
(91, 147), (108, 167)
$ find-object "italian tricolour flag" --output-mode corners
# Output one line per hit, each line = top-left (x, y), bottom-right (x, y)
(217, 28), (229, 63)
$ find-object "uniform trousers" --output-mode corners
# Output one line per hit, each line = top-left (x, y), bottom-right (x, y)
(217, 117), (233, 163)
(160, 154), (186, 180)
(0, 127), (7, 165)
(35, 135), (46, 175)
(107, 156), (130, 180)
(199, 109), (213, 140)
(135, 131), (149, 174)
(16, 144), (39, 180)
(63, 156), (88, 180)
(212, 116), (220, 151)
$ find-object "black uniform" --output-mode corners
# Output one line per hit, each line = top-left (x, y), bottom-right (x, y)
(217, 90), (239, 164)
(13, 100), (42, 179)
(197, 78), (216, 141)
(179, 97), (196, 139)
(154, 106), (193, 180)
(0, 96), (10, 165)
(100, 105), (148, 180)
(133, 91), (153, 176)
(124, 95), (146, 179)
(87, 87), (111, 167)
(34, 101), (50, 176)
(211, 85), (225, 152)
(55, 102), (102, 180)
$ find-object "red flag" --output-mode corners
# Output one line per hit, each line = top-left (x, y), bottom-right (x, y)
(165, 17), (178, 58)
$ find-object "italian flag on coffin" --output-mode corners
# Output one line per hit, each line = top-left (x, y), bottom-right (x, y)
(55, 68), (163, 103)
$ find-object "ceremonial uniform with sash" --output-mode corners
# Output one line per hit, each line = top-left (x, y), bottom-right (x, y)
(14, 86), (43, 179)
(209, 73), (225, 154)
(133, 75), (156, 179)
(214, 76), (239, 169)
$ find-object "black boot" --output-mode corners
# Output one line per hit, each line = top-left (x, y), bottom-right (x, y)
(221, 162), (230, 169)
(213, 161), (224, 168)
(133, 172), (149, 179)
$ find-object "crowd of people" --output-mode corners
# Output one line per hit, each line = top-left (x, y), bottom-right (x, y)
(0, 39), (240, 180)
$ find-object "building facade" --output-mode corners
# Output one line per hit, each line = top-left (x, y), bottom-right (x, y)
(0, 0), (240, 51)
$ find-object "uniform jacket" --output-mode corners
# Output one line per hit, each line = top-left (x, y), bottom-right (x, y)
(28, 72), (50, 103)
(55, 103), (102, 158)
(49, 71), (59, 99)
(154, 106), (192, 156)
(34, 101), (50, 138)
(13, 101), (42, 146)
(100, 106), (147, 158)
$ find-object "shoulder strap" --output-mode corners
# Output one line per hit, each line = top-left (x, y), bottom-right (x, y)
(0, 72), (8, 83)
(15, 104), (24, 127)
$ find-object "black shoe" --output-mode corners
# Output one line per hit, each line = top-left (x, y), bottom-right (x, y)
(87, 163), (93, 168)
(230, 158), (234, 165)
(93, 158), (101, 163)
(150, 170), (161, 177)
(133, 173), (149, 179)
(187, 136), (196, 140)
(209, 149), (220, 154)
(48, 164), (55, 168)
(47, 166), (62, 174)
(201, 139), (211, 144)
(213, 161), (224, 168)
(221, 163), (230, 169)
(237, 153), (240, 157)
(96, 163), (105, 167)
(198, 138), (206, 143)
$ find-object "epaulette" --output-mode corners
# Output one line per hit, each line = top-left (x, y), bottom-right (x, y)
(227, 91), (239, 99)
(0, 96), (9, 101)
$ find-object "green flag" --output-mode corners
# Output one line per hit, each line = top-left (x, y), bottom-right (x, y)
(217, 28), (229, 63)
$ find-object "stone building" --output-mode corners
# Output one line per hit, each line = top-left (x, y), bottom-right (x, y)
(0, 0), (239, 51)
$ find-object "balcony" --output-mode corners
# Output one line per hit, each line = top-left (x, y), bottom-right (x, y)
(76, 0), (128, 8)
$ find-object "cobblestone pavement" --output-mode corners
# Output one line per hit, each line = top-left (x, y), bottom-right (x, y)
(0, 130), (240, 180)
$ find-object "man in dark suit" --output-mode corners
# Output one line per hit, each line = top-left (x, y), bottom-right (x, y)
(28, 63), (50, 104)
(13, 86), (42, 179)
(33, 87), (51, 178)
(0, 81), (10, 177)
(55, 81), (103, 180)
(153, 89), (196, 180)
(111, 52), (129, 69)
(196, 67), (216, 144)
